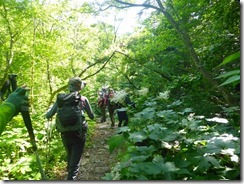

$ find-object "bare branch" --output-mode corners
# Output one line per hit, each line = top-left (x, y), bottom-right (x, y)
(114, 0), (161, 11)
(81, 52), (116, 80)
(47, 52), (116, 105)
(114, 50), (172, 82)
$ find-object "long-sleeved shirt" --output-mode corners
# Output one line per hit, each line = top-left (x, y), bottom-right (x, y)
(46, 95), (94, 120)
(0, 102), (16, 135)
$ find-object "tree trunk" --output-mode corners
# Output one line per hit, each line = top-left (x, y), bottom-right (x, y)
(114, 0), (236, 105)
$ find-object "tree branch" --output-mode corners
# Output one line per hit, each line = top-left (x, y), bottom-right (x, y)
(114, 0), (235, 104)
(81, 52), (116, 80)
(114, 50), (172, 81)
(47, 52), (116, 105)
(114, 0), (161, 11)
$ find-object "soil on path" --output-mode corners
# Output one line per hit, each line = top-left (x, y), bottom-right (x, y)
(77, 120), (118, 180)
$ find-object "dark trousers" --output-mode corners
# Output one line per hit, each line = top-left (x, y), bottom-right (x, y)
(61, 125), (87, 180)
(100, 106), (106, 123)
(117, 110), (128, 127)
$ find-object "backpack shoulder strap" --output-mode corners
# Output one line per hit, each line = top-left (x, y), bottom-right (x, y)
(79, 95), (86, 108)
(80, 95), (86, 101)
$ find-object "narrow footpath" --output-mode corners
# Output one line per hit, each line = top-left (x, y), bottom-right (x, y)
(77, 120), (118, 180)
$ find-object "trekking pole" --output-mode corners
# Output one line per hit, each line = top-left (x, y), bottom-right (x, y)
(46, 118), (53, 158)
(9, 74), (46, 180)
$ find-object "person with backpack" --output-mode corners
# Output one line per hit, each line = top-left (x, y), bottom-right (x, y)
(97, 86), (108, 123)
(116, 95), (135, 127)
(45, 77), (94, 180)
(111, 89), (135, 127)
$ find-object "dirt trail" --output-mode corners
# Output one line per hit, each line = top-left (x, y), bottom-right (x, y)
(77, 121), (118, 180)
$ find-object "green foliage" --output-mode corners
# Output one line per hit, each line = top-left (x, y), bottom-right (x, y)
(107, 134), (125, 153)
(0, 0), (240, 181)
(0, 116), (44, 180)
(217, 51), (240, 67)
(105, 95), (240, 180)
(215, 51), (240, 87)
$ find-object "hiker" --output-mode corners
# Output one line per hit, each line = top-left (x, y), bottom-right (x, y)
(45, 77), (94, 180)
(107, 88), (116, 127)
(116, 95), (134, 127)
(111, 90), (135, 127)
(97, 86), (110, 123)
(0, 87), (29, 135)
(97, 86), (116, 126)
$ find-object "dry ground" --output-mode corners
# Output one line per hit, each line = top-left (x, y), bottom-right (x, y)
(77, 120), (118, 180)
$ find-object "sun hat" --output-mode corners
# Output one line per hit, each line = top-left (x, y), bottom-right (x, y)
(68, 77), (86, 91)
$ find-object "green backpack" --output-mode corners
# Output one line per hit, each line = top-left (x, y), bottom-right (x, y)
(56, 92), (85, 133)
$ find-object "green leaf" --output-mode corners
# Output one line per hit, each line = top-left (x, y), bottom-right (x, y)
(219, 75), (240, 86)
(129, 131), (148, 143)
(107, 134), (124, 153)
(147, 123), (167, 131)
(153, 155), (165, 163)
(129, 161), (161, 175)
(146, 123), (178, 142)
(197, 155), (220, 172)
(139, 162), (161, 175)
(217, 51), (240, 67)
(153, 155), (178, 173)
(175, 168), (192, 175)
(162, 162), (179, 172)
(134, 107), (155, 120)
(205, 134), (239, 154)
(136, 175), (149, 180)
(130, 155), (150, 162)
(128, 145), (156, 162)
(20, 165), (32, 174)
(183, 108), (193, 113)
(215, 70), (240, 79)
(224, 167), (240, 179)
(156, 110), (175, 118)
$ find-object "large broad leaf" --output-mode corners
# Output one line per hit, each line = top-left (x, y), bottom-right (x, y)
(205, 134), (239, 155)
(215, 70), (240, 79)
(130, 155), (150, 162)
(219, 75), (240, 86)
(136, 175), (149, 180)
(149, 130), (178, 142)
(128, 145), (156, 162)
(107, 134), (124, 153)
(156, 110), (175, 118)
(217, 51), (240, 67)
(147, 123), (167, 131)
(129, 161), (161, 175)
(153, 155), (178, 173)
(134, 107), (155, 120)
(175, 168), (192, 175)
(161, 162), (179, 172)
(138, 162), (162, 175)
(197, 155), (220, 172)
(129, 131), (148, 143)
(128, 146), (152, 162)
(129, 145), (156, 156)
(146, 123), (178, 142)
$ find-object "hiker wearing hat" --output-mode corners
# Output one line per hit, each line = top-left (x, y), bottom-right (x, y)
(46, 77), (94, 180)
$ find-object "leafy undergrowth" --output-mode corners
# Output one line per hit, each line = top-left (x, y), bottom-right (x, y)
(0, 99), (239, 181)
(105, 97), (240, 180)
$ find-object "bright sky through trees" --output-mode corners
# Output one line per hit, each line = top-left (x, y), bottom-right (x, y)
(47, 0), (150, 34)
(71, 0), (145, 34)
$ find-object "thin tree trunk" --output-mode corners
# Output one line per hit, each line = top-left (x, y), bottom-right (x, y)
(114, 0), (235, 105)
